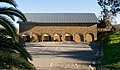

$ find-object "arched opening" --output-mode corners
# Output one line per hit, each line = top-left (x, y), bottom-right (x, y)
(32, 34), (40, 42)
(65, 33), (73, 41)
(85, 33), (94, 42)
(22, 33), (30, 42)
(53, 33), (62, 41)
(75, 33), (84, 42)
(43, 34), (51, 41)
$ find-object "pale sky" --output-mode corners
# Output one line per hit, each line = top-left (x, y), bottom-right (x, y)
(16, 0), (101, 14)
(15, 0), (120, 24)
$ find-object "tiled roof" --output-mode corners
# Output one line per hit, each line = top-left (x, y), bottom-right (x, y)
(20, 13), (99, 23)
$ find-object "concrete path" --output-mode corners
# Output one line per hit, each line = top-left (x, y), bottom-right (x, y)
(26, 43), (96, 70)
(25, 42), (90, 47)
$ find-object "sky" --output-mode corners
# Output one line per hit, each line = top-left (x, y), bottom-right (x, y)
(16, 0), (101, 14)
(15, 0), (120, 24)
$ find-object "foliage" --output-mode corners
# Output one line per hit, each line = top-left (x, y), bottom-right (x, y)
(97, 0), (120, 25)
(98, 18), (111, 28)
(99, 31), (120, 68)
(30, 36), (35, 42)
(40, 33), (43, 42)
(0, 0), (36, 69)
(97, 0), (120, 17)
(61, 36), (65, 41)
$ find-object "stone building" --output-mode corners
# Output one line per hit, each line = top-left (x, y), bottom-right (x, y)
(18, 13), (99, 42)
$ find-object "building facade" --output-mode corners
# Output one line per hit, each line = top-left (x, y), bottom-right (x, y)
(19, 13), (99, 42)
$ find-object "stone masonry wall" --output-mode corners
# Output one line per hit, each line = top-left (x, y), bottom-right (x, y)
(19, 23), (97, 42)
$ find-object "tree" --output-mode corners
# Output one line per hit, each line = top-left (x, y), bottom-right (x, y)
(0, 0), (36, 69)
(97, 0), (120, 26)
(97, 0), (120, 30)
(97, 0), (120, 17)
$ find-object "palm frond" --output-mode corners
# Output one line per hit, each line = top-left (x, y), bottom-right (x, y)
(0, 16), (16, 39)
(0, 0), (35, 69)
(0, 16), (16, 31)
(0, 0), (17, 7)
(5, 13), (15, 21)
(14, 41), (33, 60)
(0, 7), (27, 22)
(0, 29), (7, 35)
(0, 50), (36, 70)
(0, 29), (9, 40)
(14, 34), (26, 47)
(0, 39), (32, 61)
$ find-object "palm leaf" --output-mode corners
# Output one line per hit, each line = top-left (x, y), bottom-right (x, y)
(14, 34), (26, 47)
(0, 18), (32, 60)
(0, 29), (6, 35)
(0, 7), (27, 22)
(0, 39), (32, 61)
(0, 50), (36, 70)
(0, 16), (16, 32)
(5, 13), (15, 21)
(0, 16), (16, 39)
(0, 0), (17, 7)
(14, 41), (33, 60)
(0, 29), (9, 41)
(0, 0), (35, 69)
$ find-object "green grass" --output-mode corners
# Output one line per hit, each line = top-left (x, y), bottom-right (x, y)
(100, 31), (120, 68)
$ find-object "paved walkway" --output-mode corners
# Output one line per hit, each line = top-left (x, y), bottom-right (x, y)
(25, 42), (90, 47)
(26, 43), (97, 70)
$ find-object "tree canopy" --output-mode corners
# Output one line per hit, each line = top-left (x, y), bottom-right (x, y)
(98, 0), (120, 17)
(97, 0), (120, 28)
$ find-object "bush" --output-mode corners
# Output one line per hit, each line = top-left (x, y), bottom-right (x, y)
(99, 31), (120, 68)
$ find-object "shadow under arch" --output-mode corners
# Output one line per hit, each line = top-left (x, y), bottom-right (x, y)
(85, 33), (94, 42)
(43, 33), (51, 41)
(75, 33), (84, 42)
(22, 33), (30, 42)
(53, 33), (62, 41)
(64, 33), (73, 41)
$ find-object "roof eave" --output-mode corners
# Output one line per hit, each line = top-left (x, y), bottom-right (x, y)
(17, 21), (99, 24)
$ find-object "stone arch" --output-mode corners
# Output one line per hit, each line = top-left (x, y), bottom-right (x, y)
(43, 33), (51, 41)
(74, 33), (84, 42)
(22, 33), (30, 42)
(32, 33), (41, 42)
(64, 33), (73, 41)
(85, 33), (94, 42)
(53, 33), (62, 41)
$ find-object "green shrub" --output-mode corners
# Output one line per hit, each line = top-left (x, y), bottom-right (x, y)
(100, 31), (120, 68)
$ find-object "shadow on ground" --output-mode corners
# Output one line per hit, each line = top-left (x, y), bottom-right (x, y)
(29, 42), (98, 62)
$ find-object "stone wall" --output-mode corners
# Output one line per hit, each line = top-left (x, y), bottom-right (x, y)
(19, 23), (97, 42)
